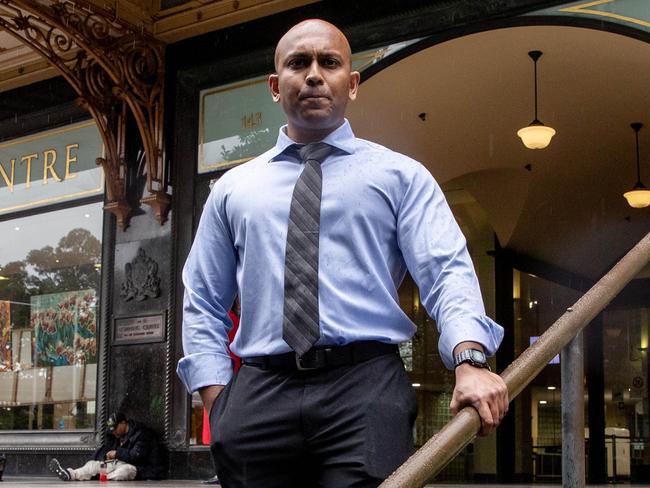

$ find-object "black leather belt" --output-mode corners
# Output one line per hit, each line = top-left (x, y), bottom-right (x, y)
(243, 341), (398, 371)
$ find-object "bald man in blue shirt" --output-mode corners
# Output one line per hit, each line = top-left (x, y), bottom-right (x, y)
(178, 19), (508, 488)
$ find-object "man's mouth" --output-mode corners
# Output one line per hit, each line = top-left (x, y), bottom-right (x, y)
(300, 94), (329, 101)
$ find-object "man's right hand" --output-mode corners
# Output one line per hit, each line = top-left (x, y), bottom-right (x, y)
(199, 385), (224, 415)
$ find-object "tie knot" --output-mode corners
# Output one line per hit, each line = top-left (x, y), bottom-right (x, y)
(298, 142), (334, 165)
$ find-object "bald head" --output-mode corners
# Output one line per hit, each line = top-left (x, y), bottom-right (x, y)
(269, 18), (360, 143)
(274, 19), (352, 72)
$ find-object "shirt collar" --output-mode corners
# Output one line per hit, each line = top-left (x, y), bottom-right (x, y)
(267, 119), (356, 163)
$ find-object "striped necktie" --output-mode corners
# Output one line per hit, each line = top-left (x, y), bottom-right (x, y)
(282, 142), (334, 357)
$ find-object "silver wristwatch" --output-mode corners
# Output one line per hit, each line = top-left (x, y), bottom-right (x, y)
(454, 348), (491, 371)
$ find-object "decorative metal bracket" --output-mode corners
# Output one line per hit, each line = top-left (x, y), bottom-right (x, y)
(0, 0), (170, 230)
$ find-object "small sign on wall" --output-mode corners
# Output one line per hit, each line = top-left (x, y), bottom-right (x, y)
(113, 313), (165, 345)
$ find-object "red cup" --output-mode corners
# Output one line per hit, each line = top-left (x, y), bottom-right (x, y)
(99, 472), (108, 482)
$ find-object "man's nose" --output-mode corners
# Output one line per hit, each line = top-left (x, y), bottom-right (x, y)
(305, 60), (324, 85)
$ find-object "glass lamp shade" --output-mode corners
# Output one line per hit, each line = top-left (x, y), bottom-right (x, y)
(623, 184), (650, 208)
(517, 123), (556, 149)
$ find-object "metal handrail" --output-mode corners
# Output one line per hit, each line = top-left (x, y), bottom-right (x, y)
(380, 231), (650, 488)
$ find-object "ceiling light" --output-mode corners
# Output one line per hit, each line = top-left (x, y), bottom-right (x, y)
(0, 276), (9, 281)
(547, 386), (556, 390)
(623, 122), (650, 208)
(539, 400), (547, 405)
(517, 50), (556, 149)
(412, 383), (421, 388)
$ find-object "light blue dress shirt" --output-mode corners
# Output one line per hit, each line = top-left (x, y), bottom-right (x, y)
(177, 120), (503, 393)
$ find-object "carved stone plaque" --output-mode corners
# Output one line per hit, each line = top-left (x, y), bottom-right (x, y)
(120, 247), (161, 302)
(114, 314), (165, 345)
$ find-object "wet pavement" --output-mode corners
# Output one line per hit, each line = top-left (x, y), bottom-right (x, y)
(0, 479), (208, 486)
(1, 480), (649, 487)
(0, 479), (205, 486)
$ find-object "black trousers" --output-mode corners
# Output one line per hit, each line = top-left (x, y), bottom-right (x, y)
(210, 351), (417, 488)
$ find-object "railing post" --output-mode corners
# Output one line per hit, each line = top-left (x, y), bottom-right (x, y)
(612, 434), (618, 482)
(562, 330), (585, 487)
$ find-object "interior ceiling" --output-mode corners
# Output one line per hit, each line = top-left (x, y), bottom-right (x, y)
(347, 25), (650, 281)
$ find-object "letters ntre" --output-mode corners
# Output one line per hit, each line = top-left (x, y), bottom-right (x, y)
(0, 143), (79, 192)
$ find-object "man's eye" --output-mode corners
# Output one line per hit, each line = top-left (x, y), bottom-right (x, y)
(288, 59), (306, 68)
(323, 58), (339, 67)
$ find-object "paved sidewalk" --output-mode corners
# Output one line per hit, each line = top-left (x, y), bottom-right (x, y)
(2, 480), (649, 487)
(0, 479), (208, 486)
(0, 479), (209, 486)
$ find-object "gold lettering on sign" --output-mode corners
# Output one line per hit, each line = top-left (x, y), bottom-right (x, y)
(21, 153), (37, 189)
(1, 143), (83, 192)
(241, 112), (263, 129)
(65, 144), (78, 180)
(0, 159), (15, 192)
(43, 149), (62, 184)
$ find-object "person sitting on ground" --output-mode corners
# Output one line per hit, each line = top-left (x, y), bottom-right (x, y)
(49, 412), (165, 482)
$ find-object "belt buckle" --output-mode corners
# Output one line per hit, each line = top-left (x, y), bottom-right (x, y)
(295, 352), (319, 370)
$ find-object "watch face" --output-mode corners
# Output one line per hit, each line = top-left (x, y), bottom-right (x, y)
(470, 349), (486, 363)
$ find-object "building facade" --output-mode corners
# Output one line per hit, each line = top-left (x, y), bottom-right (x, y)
(0, 0), (649, 482)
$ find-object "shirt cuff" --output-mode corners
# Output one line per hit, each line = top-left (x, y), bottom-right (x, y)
(176, 352), (233, 393)
(438, 314), (504, 370)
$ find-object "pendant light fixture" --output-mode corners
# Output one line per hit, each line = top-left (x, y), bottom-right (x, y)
(623, 122), (650, 208)
(517, 50), (556, 149)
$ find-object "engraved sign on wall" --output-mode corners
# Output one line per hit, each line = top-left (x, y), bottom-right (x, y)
(114, 314), (165, 345)
(0, 121), (104, 215)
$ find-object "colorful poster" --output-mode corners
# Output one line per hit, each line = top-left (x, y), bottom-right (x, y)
(31, 290), (97, 367)
(0, 301), (11, 371)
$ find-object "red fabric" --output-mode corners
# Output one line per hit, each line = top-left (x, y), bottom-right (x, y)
(202, 310), (241, 445)
(227, 311), (241, 373)
(202, 409), (211, 445)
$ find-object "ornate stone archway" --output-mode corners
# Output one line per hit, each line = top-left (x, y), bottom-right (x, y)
(0, 0), (169, 230)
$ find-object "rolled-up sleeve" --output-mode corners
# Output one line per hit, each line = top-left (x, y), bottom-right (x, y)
(176, 183), (238, 393)
(396, 164), (504, 369)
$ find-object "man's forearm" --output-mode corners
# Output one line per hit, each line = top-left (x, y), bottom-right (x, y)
(199, 385), (225, 415)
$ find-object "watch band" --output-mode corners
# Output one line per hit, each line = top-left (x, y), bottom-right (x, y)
(454, 348), (491, 371)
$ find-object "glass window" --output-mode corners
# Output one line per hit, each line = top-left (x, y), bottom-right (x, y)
(0, 202), (103, 430)
(198, 76), (286, 173)
(398, 190), (497, 482)
(196, 41), (424, 175)
(513, 270), (582, 481)
(603, 307), (650, 478)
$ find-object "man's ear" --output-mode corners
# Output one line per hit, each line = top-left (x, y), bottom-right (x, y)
(348, 71), (361, 101)
(269, 74), (281, 103)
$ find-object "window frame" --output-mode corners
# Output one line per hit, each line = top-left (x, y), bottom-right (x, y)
(0, 118), (110, 449)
